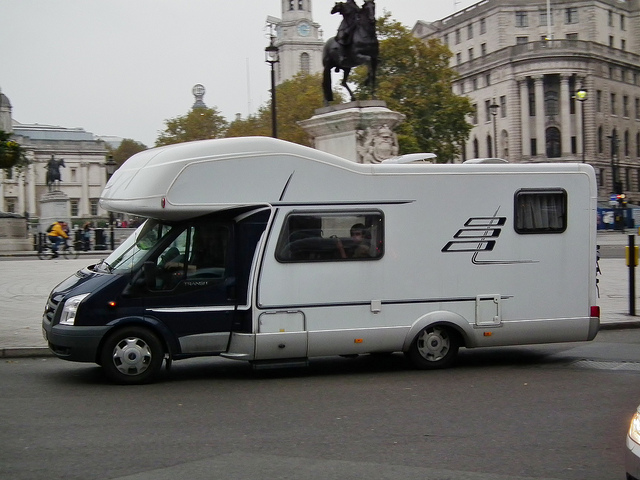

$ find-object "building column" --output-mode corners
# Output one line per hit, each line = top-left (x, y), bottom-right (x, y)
(534, 75), (546, 158)
(518, 77), (530, 159)
(26, 152), (36, 218)
(560, 75), (572, 157)
(80, 161), (89, 217)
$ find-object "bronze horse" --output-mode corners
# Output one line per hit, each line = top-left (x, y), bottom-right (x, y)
(322, 0), (378, 104)
(45, 157), (65, 190)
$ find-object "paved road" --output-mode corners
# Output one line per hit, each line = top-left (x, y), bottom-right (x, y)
(1, 233), (639, 356)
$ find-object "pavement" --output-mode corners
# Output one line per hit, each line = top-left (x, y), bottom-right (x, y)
(1, 231), (639, 359)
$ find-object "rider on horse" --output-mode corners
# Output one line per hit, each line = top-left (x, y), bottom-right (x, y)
(334, 0), (361, 64)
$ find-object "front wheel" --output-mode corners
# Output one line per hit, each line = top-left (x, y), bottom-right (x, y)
(38, 247), (53, 260)
(63, 245), (79, 259)
(406, 325), (459, 370)
(100, 327), (164, 384)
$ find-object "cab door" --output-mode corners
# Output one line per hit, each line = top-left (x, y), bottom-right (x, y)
(142, 209), (269, 355)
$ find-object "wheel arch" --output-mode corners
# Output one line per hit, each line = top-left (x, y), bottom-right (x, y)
(96, 316), (177, 364)
(402, 311), (471, 352)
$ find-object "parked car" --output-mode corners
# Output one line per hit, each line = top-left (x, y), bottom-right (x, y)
(627, 404), (640, 480)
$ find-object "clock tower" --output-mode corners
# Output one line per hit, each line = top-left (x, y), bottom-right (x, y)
(268, 0), (324, 85)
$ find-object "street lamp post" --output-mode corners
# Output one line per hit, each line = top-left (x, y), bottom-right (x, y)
(105, 155), (117, 250)
(265, 37), (279, 139)
(575, 88), (588, 163)
(489, 103), (500, 157)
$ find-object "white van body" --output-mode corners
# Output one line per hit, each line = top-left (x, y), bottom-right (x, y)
(45, 136), (599, 383)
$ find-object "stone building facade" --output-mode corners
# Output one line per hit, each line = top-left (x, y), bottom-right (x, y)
(414, 0), (640, 203)
(0, 91), (109, 226)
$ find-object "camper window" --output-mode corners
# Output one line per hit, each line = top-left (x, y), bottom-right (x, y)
(276, 211), (384, 262)
(514, 188), (567, 234)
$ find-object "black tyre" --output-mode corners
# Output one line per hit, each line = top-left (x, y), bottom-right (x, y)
(63, 246), (79, 259)
(38, 248), (52, 260)
(100, 326), (164, 384)
(407, 325), (459, 369)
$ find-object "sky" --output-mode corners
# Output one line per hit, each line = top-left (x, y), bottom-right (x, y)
(0, 0), (479, 147)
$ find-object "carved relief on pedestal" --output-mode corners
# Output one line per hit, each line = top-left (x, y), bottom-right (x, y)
(357, 124), (399, 163)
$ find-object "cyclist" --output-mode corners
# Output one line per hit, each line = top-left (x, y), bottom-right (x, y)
(47, 221), (69, 258)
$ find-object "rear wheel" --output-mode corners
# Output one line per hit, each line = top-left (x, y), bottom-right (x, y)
(100, 326), (164, 384)
(407, 325), (459, 369)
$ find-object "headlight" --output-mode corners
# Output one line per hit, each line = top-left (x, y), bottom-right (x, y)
(630, 407), (640, 445)
(59, 294), (90, 326)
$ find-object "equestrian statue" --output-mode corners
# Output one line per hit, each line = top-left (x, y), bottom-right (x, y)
(45, 155), (65, 191)
(322, 0), (379, 105)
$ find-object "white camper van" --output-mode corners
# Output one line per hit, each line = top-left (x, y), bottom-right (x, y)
(42, 137), (600, 384)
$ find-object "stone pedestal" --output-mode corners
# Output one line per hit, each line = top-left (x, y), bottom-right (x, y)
(39, 190), (70, 233)
(0, 214), (31, 252)
(299, 100), (405, 163)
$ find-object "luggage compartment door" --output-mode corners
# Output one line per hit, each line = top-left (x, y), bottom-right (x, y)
(255, 311), (307, 359)
(475, 294), (502, 326)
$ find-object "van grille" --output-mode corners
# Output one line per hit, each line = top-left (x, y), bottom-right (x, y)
(43, 294), (64, 326)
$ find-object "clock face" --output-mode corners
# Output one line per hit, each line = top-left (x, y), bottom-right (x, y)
(298, 22), (311, 37)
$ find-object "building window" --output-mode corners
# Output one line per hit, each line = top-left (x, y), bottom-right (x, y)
(608, 10), (614, 27)
(571, 136), (577, 154)
(500, 95), (507, 117)
(481, 43), (487, 56)
(472, 78), (478, 91)
(531, 138), (537, 156)
(276, 211), (384, 262)
(636, 98), (640, 120)
(90, 199), (99, 216)
(300, 52), (310, 74)
(545, 90), (559, 116)
(468, 48), (474, 61)
(611, 93), (617, 115)
(468, 23), (473, 39)
(625, 130), (630, 156)
(480, 18), (486, 34)
(599, 168), (606, 189)
(624, 96), (629, 117)
(6, 199), (16, 214)
(621, 39), (626, 51)
(456, 52), (462, 65)
(514, 189), (567, 234)
(546, 127), (562, 157)
(597, 90), (602, 112)
(621, 14), (626, 30)
(472, 104), (478, 124)
(539, 9), (553, 26)
(529, 87), (536, 116)
(598, 126), (604, 154)
(288, 0), (294, 10)
(565, 7), (578, 24)
(485, 73), (491, 86)
(485, 99), (492, 122)
(609, 36), (615, 48)
(637, 132), (640, 157)
(515, 11), (528, 27)
(443, 34), (449, 45)
(473, 138), (480, 157)
(70, 199), (79, 217)
(455, 29), (461, 44)
(566, 33), (578, 40)
(516, 36), (529, 45)
(487, 135), (493, 157)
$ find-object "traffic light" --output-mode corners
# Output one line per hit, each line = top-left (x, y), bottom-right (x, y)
(617, 193), (627, 207)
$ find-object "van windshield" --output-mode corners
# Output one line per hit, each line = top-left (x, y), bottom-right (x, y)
(96, 220), (174, 273)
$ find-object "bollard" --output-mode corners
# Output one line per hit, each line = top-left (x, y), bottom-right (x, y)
(627, 235), (637, 316)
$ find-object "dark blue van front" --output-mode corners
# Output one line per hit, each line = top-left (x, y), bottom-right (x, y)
(42, 208), (270, 384)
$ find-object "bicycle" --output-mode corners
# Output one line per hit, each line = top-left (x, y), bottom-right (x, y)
(38, 241), (79, 260)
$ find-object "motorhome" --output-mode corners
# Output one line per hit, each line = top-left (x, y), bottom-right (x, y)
(42, 137), (600, 384)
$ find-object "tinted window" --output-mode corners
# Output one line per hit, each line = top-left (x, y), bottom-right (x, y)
(514, 189), (567, 234)
(276, 211), (384, 262)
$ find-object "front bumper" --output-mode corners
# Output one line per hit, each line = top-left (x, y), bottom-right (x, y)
(43, 321), (111, 363)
